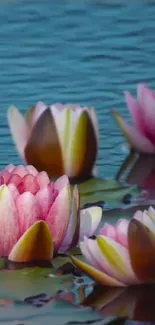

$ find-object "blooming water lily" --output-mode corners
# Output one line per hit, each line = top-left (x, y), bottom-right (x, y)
(72, 206), (155, 286)
(0, 164), (102, 262)
(112, 84), (155, 153)
(8, 102), (98, 179)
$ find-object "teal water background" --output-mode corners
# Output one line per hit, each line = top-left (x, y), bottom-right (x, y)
(0, 0), (154, 178)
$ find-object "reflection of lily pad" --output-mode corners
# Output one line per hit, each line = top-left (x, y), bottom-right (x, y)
(0, 268), (73, 300)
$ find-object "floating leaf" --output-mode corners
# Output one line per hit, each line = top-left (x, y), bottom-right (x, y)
(78, 178), (122, 194)
(0, 267), (73, 300)
(80, 185), (140, 208)
(52, 256), (72, 269)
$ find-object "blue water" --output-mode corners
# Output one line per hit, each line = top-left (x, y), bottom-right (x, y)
(0, 0), (155, 178)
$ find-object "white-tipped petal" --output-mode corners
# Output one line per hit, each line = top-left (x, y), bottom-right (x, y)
(8, 106), (30, 160)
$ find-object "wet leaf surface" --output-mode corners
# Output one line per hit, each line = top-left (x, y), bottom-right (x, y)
(0, 267), (73, 300)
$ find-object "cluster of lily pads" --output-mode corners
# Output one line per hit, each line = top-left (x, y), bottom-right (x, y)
(0, 83), (154, 289)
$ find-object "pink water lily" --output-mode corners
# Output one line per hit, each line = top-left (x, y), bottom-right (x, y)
(112, 84), (155, 153)
(72, 206), (155, 287)
(0, 164), (102, 262)
(8, 102), (98, 179)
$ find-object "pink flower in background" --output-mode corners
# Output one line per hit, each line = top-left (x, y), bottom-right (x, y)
(112, 84), (155, 153)
(72, 206), (155, 287)
(0, 164), (102, 263)
(8, 102), (98, 179)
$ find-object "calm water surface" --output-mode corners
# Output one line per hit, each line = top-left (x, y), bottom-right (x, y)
(0, 0), (155, 178)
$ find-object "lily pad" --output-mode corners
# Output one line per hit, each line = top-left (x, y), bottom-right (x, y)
(80, 185), (140, 208)
(0, 298), (104, 324)
(0, 267), (73, 300)
(78, 178), (122, 194)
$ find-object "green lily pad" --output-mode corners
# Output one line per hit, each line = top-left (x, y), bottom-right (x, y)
(52, 256), (72, 269)
(0, 267), (73, 300)
(78, 178), (122, 194)
(80, 185), (140, 207)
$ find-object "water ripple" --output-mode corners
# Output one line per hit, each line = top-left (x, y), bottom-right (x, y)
(0, 0), (154, 177)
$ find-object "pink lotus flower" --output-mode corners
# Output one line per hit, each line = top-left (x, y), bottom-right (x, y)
(72, 206), (155, 287)
(0, 164), (102, 263)
(112, 84), (155, 153)
(8, 102), (98, 179)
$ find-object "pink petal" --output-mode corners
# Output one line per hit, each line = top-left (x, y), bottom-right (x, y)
(7, 184), (20, 202)
(16, 192), (42, 236)
(48, 182), (54, 192)
(133, 210), (143, 222)
(80, 238), (101, 269)
(116, 219), (129, 248)
(112, 111), (155, 153)
(80, 207), (102, 240)
(8, 174), (22, 187)
(133, 208), (155, 234)
(99, 223), (117, 241)
(148, 206), (155, 220)
(31, 101), (47, 126)
(124, 91), (145, 134)
(8, 107), (30, 160)
(83, 237), (129, 284)
(36, 171), (50, 188)
(141, 210), (155, 233)
(54, 175), (69, 192)
(97, 236), (138, 285)
(13, 165), (28, 178)
(52, 188), (59, 202)
(0, 170), (11, 184)
(0, 185), (19, 256)
(59, 185), (79, 252)
(137, 84), (155, 144)
(18, 174), (40, 194)
(80, 237), (103, 271)
(45, 184), (70, 251)
(36, 186), (55, 219)
(5, 164), (15, 173)
(26, 165), (38, 176)
(88, 108), (99, 144)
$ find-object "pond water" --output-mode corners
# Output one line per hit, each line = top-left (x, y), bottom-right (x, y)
(0, 1), (155, 324)
(0, 0), (155, 179)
